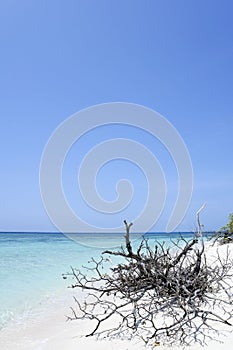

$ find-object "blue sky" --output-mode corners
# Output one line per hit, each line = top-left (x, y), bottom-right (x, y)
(0, 0), (232, 232)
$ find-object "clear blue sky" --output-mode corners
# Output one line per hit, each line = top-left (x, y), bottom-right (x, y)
(0, 0), (232, 232)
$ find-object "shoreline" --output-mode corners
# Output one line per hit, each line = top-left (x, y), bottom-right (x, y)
(1, 242), (233, 349)
(0, 288), (146, 350)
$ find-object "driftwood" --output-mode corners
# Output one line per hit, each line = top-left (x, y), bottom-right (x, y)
(64, 209), (233, 347)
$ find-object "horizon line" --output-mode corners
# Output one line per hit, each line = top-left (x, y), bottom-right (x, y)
(0, 230), (214, 234)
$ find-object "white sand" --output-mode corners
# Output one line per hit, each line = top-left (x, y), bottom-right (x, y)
(0, 289), (144, 350)
(1, 243), (233, 350)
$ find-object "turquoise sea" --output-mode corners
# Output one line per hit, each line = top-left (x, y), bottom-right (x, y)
(0, 231), (202, 329)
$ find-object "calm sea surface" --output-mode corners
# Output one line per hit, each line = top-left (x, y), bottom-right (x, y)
(0, 231), (202, 328)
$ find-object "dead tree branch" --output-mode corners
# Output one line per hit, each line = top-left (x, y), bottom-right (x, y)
(64, 215), (233, 347)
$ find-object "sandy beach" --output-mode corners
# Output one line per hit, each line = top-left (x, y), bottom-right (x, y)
(0, 288), (145, 350)
(0, 242), (233, 350)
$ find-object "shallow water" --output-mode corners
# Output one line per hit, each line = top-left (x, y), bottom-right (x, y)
(0, 231), (199, 328)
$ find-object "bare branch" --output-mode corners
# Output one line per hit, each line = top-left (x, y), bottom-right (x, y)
(64, 214), (233, 348)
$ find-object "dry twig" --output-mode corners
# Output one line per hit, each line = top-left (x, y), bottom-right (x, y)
(64, 208), (233, 347)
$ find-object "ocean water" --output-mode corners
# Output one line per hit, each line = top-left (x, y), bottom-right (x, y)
(0, 231), (198, 329)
